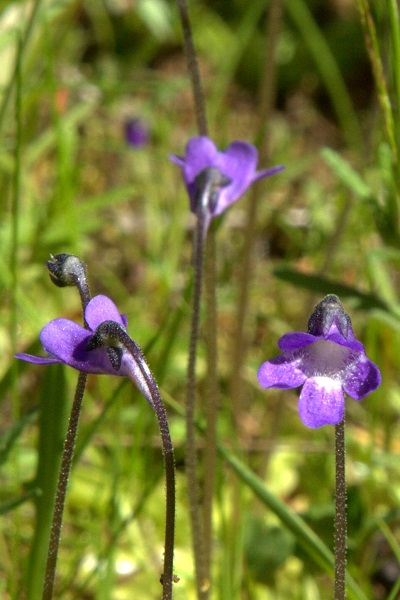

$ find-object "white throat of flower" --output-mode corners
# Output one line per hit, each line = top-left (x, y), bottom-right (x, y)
(302, 339), (356, 380)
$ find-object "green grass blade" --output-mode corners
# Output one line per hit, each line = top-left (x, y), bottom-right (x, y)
(273, 267), (393, 312)
(26, 364), (69, 600)
(321, 148), (372, 200)
(0, 407), (38, 467)
(0, 490), (40, 515)
(388, 0), (400, 129)
(0, 0), (43, 130)
(284, 0), (362, 149)
(355, 0), (398, 167)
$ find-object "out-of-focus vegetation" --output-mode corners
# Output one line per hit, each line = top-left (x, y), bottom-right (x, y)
(1, 0), (400, 598)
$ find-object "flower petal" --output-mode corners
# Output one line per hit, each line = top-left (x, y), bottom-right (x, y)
(119, 353), (154, 408)
(343, 355), (381, 400)
(211, 142), (258, 214)
(170, 137), (219, 213)
(253, 165), (285, 182)
(40, 318), (117, 375)
(171, 136), (284, 219)
(278, 332), (318, 351)
(258, 352), (307, 389)
(180, 136), (218, 183)
(15, 353), (60, 365)
(213, 145), (284, 215)
(324, 331), (364, 353)
(169, 154), (185, 168)
(85, 295), (126, 331)
(298, 377), (344, 428)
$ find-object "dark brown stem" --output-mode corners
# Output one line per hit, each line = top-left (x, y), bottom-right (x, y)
(334, 418), (347, 600)
(42, 267), (90, 599)
(202, 227), (218, 586)
(42, 371), (87, 600)
(176, 0), (208, 136)
(185, 212), (209, 599)
(90, 323), (176, 600)
(175, 2), (216, 595)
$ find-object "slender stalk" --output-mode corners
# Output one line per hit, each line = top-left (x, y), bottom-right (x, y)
(90, 322), (176, 600)
(334, 418), (347, 600)
(185, 211), (209, 598)
(27, 366), (68, 600)
(175, 2), (220, 595)
(42, 371), (87, 600)
(176, 0), (208, 136)
(202, 227), (218, 584)
(42, 258), (91, 599)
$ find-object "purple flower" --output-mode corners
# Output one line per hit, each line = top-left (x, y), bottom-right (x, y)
(170, 136), (284, 231)
(258, 295), (381, 428)
(15, 295), (153, 407)
(125, 118), (149, 148)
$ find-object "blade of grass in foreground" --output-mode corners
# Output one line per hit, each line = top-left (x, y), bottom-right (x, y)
(388, 0), (400, 147)
(377, 517), (400, 600)
(284, 0), (362, 150)
(27, 364), (68, 600)
(273, 268), (392, 312)
(355, 0), (397, 153)
(0, 0), (43, 130)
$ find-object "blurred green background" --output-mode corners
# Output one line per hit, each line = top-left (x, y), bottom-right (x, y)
(1, 0), (399, 598)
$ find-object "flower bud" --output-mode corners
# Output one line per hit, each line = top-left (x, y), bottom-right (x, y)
(308, 294), (352, 339)
(47, 254), (87, 288)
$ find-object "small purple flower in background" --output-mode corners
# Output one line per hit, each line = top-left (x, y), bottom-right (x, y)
(125, 118), (149, 148)
(170, 136), (284, 232)
(15, 294), (153, 407)
(258, 294), (381, 428)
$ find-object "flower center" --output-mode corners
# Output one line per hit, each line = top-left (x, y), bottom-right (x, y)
(194, 167), (232, 214)
(301, 339), (356, 380)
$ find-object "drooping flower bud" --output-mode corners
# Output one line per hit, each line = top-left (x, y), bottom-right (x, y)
(47, 254), (88, 289)
(47, 253), (91, 315)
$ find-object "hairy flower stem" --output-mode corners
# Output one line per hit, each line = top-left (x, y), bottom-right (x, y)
(176, 0), (208, 136)
(186, 211), (209, 599)
(175, 1), (215, 596)
(42, 261), (90, 600)
(42, 372), (87, 600)
(334, 418), (347, 600)
(90, 322), (176, 600)
(203, 227), (218, 583)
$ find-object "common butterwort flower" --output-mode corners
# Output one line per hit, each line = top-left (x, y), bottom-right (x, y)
(15, 294), (153, 407)
(258, 295), (381, 428)
(125, 117), (149, 148)
(170, 136), (284, 232)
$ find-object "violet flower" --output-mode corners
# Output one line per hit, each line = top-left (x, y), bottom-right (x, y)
(15, 294), (153, 407)
(170, 136), (284, 231)
(258, 295), (381, 428)
(125, 118), (149, 148)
